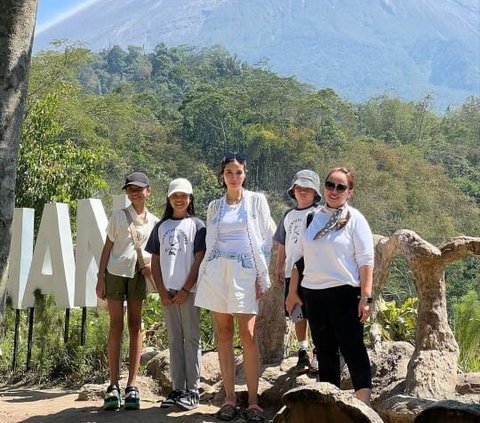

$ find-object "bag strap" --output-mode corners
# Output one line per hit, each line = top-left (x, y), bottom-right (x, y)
(294, 210), (315, 280)
(123, 208), (146, 269)
(306, 211), (314, 228)
(123, 208), (157, 292)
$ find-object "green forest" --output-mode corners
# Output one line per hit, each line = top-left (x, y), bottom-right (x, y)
(18, 43), (479, 296)
(4, 42), (479, 378)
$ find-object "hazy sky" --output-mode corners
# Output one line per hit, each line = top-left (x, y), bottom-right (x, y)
(36, 0), (98, 33)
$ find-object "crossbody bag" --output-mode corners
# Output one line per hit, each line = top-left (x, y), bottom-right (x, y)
(123, 208), (156, 292)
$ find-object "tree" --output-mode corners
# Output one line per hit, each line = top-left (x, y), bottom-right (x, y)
(373, 231), (480, 397)
(0, 0), (38, 334)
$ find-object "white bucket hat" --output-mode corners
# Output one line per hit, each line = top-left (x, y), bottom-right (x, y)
(287, 169), (322, 202)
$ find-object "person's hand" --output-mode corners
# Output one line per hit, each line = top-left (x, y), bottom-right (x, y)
(96, 274), (106, 300)
(276, 267), (285, 287)
(172, 289), (189, 305)
(358, 301), (371, 323)
(159, 288), (173, 306)
(140, 265), (152, 278)
(285, 292), (302, 315)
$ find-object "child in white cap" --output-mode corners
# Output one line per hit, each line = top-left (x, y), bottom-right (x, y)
(145, 178), (206, 410)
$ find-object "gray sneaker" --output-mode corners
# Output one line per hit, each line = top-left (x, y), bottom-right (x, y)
(176, 390), (200, 411)
(161, 389), (183, 408)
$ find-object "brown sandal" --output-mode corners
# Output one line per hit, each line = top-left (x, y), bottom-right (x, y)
(216, 401), (239, 421)
(244, 404), (265, 422)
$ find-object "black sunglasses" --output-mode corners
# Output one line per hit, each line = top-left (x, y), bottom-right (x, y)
(325, 180), (349, 193)
(223, 151), (246, 162)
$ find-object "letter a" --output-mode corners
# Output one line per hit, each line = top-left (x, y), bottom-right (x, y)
(22, 203), (75, 308)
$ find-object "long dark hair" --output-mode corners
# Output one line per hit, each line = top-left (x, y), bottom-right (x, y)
(218, 153), (248, 189)
(161, 194), (196, 221)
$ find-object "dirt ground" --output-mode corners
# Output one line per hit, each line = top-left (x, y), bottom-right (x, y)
(0, 385), (277, 423)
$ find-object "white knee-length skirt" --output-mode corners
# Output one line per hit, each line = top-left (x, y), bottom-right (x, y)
(194, 257), (258, 314)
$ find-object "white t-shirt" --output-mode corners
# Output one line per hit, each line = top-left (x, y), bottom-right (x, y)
(273, 205), (317, 278)
(145, 217), (206, 292)
(106, 204), (159, 278)
(291, 205), (374, 290)
(217, 201), (250, 254)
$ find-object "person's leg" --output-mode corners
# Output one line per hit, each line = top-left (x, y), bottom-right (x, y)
(355, 388), (371, 405)
(107, 299), (124, 386)
(214, 312), (236, 404)
(164, 299), (187, 391)
(303, 288), (340, 386)
(237, 313), (260, 408)
(181, 295), (201, 392)
(126, 298), (143, 387)
(285, 277), (310, 372)
(295, 318), (308, 343)
(330, 286), (372, 405)
(175, 296), (202, 410)
(295, 319), (310, 373)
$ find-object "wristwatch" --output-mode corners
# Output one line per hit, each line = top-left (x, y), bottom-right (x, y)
(358, 295), (373, 304)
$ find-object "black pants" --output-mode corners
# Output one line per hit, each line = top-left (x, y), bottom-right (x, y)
(303, 285), (372, 391)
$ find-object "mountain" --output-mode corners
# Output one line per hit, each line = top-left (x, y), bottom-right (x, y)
(34, 0), (480, 110)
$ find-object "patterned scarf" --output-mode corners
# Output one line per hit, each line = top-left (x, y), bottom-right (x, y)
(313, 205), (348, 240)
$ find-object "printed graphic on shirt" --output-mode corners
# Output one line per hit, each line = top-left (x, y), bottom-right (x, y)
(162, 228), (189, 256)
(286, 216), (305, 245)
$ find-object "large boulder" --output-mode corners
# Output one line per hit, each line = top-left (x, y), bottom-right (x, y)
(78, 375), (160, 402)
(415, 400), (480, 422)
(273, 382), (383, 423)
(145, 350), (171, 393)
(376, 395), (436, 423)
(200, 351), (223, 385)
(370, 341), (415, 405)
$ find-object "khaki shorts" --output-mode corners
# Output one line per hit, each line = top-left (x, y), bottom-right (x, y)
(105, 270), (146, 301)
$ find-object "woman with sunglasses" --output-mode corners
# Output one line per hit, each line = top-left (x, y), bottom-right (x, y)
(286, 167), (374, 405)
(195, 152), (273, 422)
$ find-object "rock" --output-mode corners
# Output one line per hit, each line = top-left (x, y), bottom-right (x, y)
(273, 382), (383, 423)
(406, 349), (459, 399)
(370, 341), (415, 405)
(200, 351), (223, 384)
(415, 399), (480, 422)
(140, 346), (159, 366)
(257, 356), (318, 406)
(77, 384), (105, 401)
(77, 375), (160, 402)
(145, 350), (171, 393)
(376, 394), (436, 423)
(456, 373), (480, 395)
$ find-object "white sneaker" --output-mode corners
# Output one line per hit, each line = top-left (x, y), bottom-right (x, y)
(176, 390), (200, 411)
(161, 389), (183, 408)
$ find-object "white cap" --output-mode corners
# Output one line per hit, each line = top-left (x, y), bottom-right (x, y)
(168, 178), (193, 197)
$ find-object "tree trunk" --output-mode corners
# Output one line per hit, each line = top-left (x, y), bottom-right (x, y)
(0, 0), (38, 332)
(257, 245), (287, 364)
(372, 230), (480, 398)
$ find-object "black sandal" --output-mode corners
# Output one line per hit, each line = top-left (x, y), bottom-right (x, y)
(244, 405), (265, 422)
(215, 401), (239, 421)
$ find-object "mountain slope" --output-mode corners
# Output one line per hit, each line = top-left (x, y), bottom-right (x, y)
(34, 0), (480, 109)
